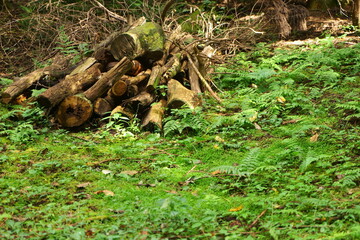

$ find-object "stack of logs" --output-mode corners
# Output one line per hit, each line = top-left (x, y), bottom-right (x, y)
(1, 21), (220, 131)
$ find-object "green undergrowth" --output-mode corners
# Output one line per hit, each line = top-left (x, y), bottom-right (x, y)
(1, 37), (359, 239)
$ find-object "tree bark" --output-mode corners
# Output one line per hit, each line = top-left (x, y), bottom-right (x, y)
(354, 0), (360, 27)
(56, 95), (93, 128)
(56, 57), (132, 127)
(37, 63), (102, 108)
(141, 99), (167, 131)
(84, 57), (133, 101)
(110, 22), (165, 62)
(167, 79), (201, 109)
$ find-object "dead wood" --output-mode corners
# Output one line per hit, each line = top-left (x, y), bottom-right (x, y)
(37, 63), (103, 108)
(55, 57), (132, 127)
(84, 57), (133, 101)
(110, 22), (165, 61)
(56, 95), (93, 128)
(167, 79), (201, 109)
(141, 99), (167, 131)
(186, 52), (222, 103)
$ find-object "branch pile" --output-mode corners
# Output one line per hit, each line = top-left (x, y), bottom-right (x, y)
(1, 21), (220, 131)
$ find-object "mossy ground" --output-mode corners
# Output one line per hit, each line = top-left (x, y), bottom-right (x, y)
(1, 37), (359, 239)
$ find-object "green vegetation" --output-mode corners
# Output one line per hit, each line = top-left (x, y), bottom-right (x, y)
(1, 38), (359, 239)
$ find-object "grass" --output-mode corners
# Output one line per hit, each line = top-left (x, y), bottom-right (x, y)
(1, 36), (359, 239)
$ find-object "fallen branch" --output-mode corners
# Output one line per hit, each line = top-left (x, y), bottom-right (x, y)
(186, 52), (222, 103)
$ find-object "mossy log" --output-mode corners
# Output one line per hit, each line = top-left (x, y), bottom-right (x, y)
(37, 63), (103, 108)
(141, 99), (167, 131)
(110, 22), (165, 61)
(167, 79), (201, 109)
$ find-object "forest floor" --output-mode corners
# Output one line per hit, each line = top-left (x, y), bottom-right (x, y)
(1, 32), (359, 239)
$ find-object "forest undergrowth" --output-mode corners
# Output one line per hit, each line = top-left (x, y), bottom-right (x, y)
(1, 36), (359, 239)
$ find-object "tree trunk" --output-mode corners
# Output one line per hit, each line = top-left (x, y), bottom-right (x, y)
(354, 0), (360, 27)
(37, 63), (102, 108)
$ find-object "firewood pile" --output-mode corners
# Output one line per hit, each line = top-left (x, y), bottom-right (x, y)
(1, 21), (221, 131)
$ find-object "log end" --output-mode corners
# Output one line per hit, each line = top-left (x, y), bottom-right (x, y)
(94, 98), (113, 116)
(56, 95), (93, 127)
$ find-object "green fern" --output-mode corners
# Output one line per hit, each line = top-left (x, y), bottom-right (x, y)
(333, 169), (360, 188)
(212, 148), (262, 177)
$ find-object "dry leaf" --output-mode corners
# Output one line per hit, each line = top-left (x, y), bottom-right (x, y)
(254, 123), (262, 130)
(13, 94), (27, 104)
(276, 96), (286, 103)
(229, 205), (243, 212)
(121, 170), (138, 176)
(77, 182), (91, 188)
(248, 112), (258, 122)
(94, 190), (115, 196)
(211, 170), (222, 175)
(310, 133), (319, 142)
(215, 136), (225, 143)
(102, 170), (112, 175)
(282, 119), (299, 125)
(165, 190), (179, 194)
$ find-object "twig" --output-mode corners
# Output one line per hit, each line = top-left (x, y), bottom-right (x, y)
(185, 165), (197, 176)
(92, 0), (127, 23)
(248, 209), (268, 229)
(87, 157), (157, 167)
(185, 52), (222, 103)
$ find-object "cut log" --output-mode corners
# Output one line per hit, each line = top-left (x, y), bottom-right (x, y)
(69, 57), (98, 76)
(55, 57), (133, 127)
(124, 91), (156, 108)
(111, 79), (128, 97)
(126, 69), (151, 85)
(162, 53), (182, 81)
(141, 99), (167, 131)
(167, 79), (201, 109)
(37, 63), (103, 108)
(94, 97), (114, 116)
(146, 65), (162, 93)
(110, 22), (165, 61)
(111, 105), (135, 120)
(1, 69), (46, 104)
(127, 60), (143, 76)
(84, 57), (133, 101)
(56, 95), (93, 128)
